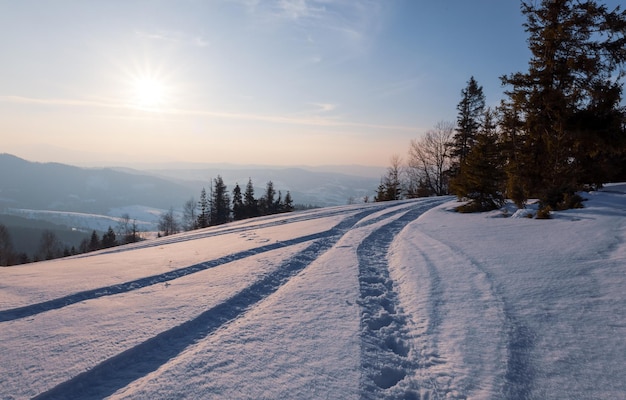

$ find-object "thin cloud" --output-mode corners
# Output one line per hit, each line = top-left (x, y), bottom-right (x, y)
(0, 94), (415, 132)
(310, 102), (337, 113)
(135, 30), (210, 48)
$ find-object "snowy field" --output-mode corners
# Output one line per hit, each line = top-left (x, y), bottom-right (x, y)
(1, 186), (625, 399)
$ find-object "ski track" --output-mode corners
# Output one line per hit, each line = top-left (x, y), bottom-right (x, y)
(356, 199), (450, 400)
(0, 202), (394, 322)
(31, 207), (384, 400)
(411, 228), (532, 399)
(78, 204), (384, 258)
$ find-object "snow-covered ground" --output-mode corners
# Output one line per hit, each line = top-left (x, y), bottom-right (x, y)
(1, 186), (625, 399)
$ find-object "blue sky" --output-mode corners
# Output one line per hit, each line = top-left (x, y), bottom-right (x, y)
(0, 0), (606, 167)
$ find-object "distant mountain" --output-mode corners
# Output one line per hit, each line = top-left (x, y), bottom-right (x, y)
(0, 153), (196, 214)
(0, 154), (380, 218)
(140, 166), (380, 207)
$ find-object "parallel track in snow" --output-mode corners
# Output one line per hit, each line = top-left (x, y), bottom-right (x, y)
(32, 207), (392, 400)
(1, 203), (404, 323)
(3, 199), (449, 400)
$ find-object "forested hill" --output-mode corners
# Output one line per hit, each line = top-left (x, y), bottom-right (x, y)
(0, 154), (193, 214)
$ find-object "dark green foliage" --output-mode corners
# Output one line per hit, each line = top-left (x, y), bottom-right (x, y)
(501, 0), (626, 207)
(243, 178), (259, 218)
(451, 129), (506, 212)
(282, 191), (294, 212)
(259, 181), (277, 215)
(210, 175), (230, 226)
(232, 183), (245, 221)
(0, 223), (15, 266)
(450, 76), (486, 178)
(197, 188), (210, 228)
(89, 230), (101, 252)
(101, 226), (117, 248)
(375, 156), (403, 202)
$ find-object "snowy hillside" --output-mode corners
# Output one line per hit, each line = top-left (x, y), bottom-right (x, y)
(1, 186), (625, 399)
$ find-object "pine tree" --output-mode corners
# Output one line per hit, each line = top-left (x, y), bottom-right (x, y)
(210, 175), (230, 225)
(88, 230), (101, 252)
(283, 191), (294, 212)
(197, 187), (210, 228)
(450, 76), (485, 178)
(102, 226), (117, 248)
(260, 181), (276, 215)
(452, 123), (506, 212)
(243, 178), (258, 219)
(374, 179), (387, 202)
(0, 223), (15, 266)
(274, 190), (283, 213)
(232, 183), (245, 220)
(501, 0), (626, 209)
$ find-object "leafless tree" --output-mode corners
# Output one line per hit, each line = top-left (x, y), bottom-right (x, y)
(407, 121), (454, 196)
(182, 197), (198, 231)
(158, 207), (180, 237)
(38, 230), (61, 260)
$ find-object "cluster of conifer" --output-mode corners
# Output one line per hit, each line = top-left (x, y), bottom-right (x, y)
(378, 0), (626, 214)
(165, 176), (294, 237)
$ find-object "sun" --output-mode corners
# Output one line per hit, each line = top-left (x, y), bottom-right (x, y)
(132, 76), (168, 110)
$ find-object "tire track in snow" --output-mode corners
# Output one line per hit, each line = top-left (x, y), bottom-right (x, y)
(32, 207), (383, 400)
(0, 203), (414, 323)
(413, 230), (534, 399)
(357, 199), (449, 400)
(0, 204), (393, 323)
(78, 204), (384, 258)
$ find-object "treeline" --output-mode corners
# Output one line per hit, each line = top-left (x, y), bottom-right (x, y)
(158, 176), (294, 237)
(0, 214), (142, 266)
(376, 0), (626, 216)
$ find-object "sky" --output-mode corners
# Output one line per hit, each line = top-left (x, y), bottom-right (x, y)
(0, 0), (612, 169)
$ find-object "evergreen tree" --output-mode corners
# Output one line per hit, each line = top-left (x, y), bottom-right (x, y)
(232, 183), (245, 220)
(243, 178), (258, 218)
(210, 175), (230, 225)
(274, 190), (283, 213)
(260, 181), (276, 215)
(197, 187), (210, 228)
(374, 179), (388, 202)
(283, 191), (294, 212)
(0, 223), (15, 266)
(452, 125), (506, 212)
(501, 0), (626, 209)
(450, 76), (486, 178)
(101, 226), (117, 248)
(88, 230), (101, 252)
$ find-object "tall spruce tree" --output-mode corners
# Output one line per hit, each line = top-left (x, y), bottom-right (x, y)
(451, 76), (485, 178)
(283, 191), (294, 212)
(197, 187), (210, 228)
(452, 108), (506, 212)
(260, 181), (276, 215)
(210, 175), (230, 225)
(243, 178), (258, 218)
(232, 183), (244, 220)
(501, 0), (626, 209)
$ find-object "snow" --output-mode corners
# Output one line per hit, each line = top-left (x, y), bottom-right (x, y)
(0, 187), (625, 399)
